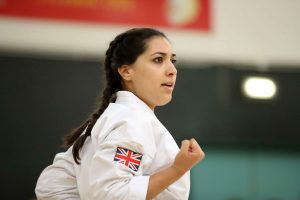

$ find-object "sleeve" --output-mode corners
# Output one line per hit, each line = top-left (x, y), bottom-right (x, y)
(35, 148), (80, 200)
(154, 171), (190, 200)
(86, 116), (156, 200)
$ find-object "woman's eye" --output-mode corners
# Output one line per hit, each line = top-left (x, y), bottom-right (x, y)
(171, 59), (177, 64)
(154, 57), (163, 63)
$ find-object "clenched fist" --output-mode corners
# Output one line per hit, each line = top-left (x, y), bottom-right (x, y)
(172, 138), (205, 175)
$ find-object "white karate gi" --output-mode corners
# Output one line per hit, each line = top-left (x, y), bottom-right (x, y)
(36, 91), (190, 200)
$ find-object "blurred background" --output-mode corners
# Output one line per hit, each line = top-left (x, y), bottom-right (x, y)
(0, 0), (299, 199)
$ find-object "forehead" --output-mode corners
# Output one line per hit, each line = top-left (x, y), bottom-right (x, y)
(144, 36), (174, 55)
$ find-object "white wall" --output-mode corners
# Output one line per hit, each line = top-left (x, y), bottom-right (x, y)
(0, 0), (300, 68)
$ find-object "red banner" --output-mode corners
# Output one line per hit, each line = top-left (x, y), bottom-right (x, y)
(0, 0), (210, 31)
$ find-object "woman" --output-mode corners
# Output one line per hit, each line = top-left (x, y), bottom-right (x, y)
(36, 27), (205, 200)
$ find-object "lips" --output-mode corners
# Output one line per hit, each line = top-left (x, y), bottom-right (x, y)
(161, 82), (174, 89)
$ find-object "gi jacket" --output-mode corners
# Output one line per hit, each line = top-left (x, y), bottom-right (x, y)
(36, 91), (190, 200)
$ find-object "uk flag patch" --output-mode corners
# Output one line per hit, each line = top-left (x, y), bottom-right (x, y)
(113, 147), (143, 172)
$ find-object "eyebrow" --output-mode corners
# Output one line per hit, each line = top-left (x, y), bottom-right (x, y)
(151, 52), (176, 57)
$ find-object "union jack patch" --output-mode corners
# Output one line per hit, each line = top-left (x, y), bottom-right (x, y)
(113, 147), (143, 172)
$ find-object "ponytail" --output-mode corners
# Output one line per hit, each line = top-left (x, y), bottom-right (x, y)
(63, 85), (118, 164)
(63, 38), (122, 164)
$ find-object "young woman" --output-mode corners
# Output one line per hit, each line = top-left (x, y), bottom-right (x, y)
(35, 27), (205, 200)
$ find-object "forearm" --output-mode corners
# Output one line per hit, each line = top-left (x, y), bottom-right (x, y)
(146, 138), (205, 199)
(146, 166), (185, 200)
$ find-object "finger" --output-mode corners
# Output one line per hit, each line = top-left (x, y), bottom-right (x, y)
(190, 138), (205, 160)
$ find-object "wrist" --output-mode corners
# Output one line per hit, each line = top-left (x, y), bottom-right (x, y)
(170, 164), (186, 177)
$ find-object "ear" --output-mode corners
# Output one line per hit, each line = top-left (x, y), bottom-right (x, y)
(118, 65), (133, 81)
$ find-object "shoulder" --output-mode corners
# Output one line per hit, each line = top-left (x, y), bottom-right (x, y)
(94, 103), (157, 156)
(105, 103), (154, 129)
(93, 103), (156, 144)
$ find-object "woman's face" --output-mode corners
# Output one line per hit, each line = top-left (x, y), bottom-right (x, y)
(121, 36), (177, 110)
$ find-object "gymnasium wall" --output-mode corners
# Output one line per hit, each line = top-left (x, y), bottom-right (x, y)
(1, 54), (299, 199)
(1, 0), (300, 199)
(0, 0), (300, 66)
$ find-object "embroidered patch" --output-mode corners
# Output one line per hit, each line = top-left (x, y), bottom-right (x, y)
(113, 147), (143, 172)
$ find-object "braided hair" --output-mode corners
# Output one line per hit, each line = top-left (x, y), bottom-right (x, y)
(63, 28), (166, 164)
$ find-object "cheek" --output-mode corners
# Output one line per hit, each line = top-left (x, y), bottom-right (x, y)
(139, 70), (159, 85)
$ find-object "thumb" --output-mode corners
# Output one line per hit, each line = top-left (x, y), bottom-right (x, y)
(180, 140), (190, 153)
(189, 138), (202, 153)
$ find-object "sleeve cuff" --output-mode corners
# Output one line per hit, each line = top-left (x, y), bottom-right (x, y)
(129, 175), (150, 200)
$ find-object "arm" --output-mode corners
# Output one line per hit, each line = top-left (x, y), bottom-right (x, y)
(146, 138), (204, 200)
(88, 139), (202, 200)
(86, 139), (151, 199)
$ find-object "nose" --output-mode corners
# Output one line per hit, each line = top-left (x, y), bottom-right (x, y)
(167, 61), (177, 76)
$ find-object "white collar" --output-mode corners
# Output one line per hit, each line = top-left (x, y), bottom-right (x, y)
(115, 91), (154, 115)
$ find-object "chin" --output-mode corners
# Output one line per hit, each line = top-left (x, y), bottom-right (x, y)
(157, 96), (172, 106)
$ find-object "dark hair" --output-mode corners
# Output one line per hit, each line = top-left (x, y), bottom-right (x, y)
(63, 28), (167, 164)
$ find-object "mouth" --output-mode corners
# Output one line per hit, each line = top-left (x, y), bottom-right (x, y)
(161, 82), (174, 89)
